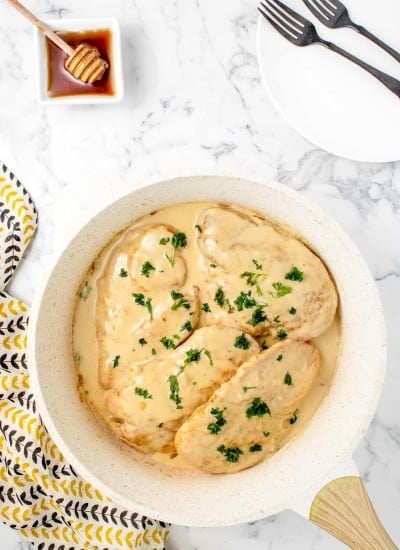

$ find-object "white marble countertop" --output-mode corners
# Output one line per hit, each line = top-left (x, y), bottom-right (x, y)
(0, 0), (399, 548)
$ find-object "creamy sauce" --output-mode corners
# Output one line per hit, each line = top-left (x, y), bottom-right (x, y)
(73, 202), (340, 471)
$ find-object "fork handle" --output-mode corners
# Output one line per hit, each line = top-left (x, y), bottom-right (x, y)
(320, 40), (400, 99)
(351, 24), (400, 64)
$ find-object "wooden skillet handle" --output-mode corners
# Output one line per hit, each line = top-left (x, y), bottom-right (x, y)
(310, 476), (397, 549)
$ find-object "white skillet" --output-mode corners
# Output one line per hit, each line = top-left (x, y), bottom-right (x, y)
(28, 175), (395, 548)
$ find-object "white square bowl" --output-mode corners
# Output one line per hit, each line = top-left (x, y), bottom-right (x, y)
(34, 18), (124, 105)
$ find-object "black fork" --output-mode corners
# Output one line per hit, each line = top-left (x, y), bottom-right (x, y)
(303, 0), (400, 63)
(258, 0), (400, 99)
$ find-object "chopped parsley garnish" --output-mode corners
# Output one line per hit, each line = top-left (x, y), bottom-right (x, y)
(79, 281), (92, 301)
(151, 348), (157, 356)
(160, 336), (175, 350)
(173, 333), (180, 340)
(119, 268), (128, 278)
(159, 237), (170, 245)
(261, 341), (269, 350)
(138, 338), (147, 346)
(243, 386), (258, 392)
(234, 291), (257, 311)
(171, 290), (190, 310)
(184, 348), (203, 365)
(214, 287), (231, 308)
(263, 431), (270, 438)
(204, 349), (213, 365)
(248, 305), (268, 327)
(274, 316), (280, 323)
(240, 271), (267, 296)
(217, 445), (243, 463)
(167, 375), (182, 409)
(284, 372), (293, 386)
(289, 307), (297, 315)
(249, 444), (262, 452)
(277, 354), (283, 362)
(289, 409), (300, 424)
(141, 261), (155, 278)
(181, 320), (192, 332)
(246, 397), (271, 418)
(158, 422), (164, 428)
(207, 408), (227, 435)
(135, 387), (153, 399)
(112, 355), (120, 368)
(277, 329), (288, 340)
(194, 224), (202, 233)
(285, 266), (304, 282)
(234, 333), (251, 350)
(210, 263), (217, 268)
(271, 282), (292, 298)
(74, 354), (81, 366)
(166, 232), (187, 267)
(202, 302), (211, 313)
(252, 259), (263, 271)
(133, 293), (153, 320)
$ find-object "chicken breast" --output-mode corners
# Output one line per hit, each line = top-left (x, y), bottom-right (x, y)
(96, 223), (196, 389)
(196, 207), (337, 340)
(175, 340), (321, 473)
(105, 326), (259, 454)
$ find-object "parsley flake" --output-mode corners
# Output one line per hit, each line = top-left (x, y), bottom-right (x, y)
(252, 259), (263, 271)
(160, 336), (175, 350)
(204, 349), (214, 366)
(151, 348), (157, 356)
(112, 355), (120, 368)
(271, 282), (292, 298)
(289, 409), (300, 424)
(135, 387), (153, 399)
(119, 268), (128, 278)
(277, 329), (288, 340)
(261, 341), (269, 350)
(132, 293), (153, 320)
(214, 287), (231, 308)
(159, 237), (170, 245)
(285, 266), (304, 282)
(248, 306), (268, 327)
(274, 315), (281, 323)
(217, 445), (243, 463)
(207, 408), (227, 435)
(284, 372), (293, 386)
(138, 338), (147, 346)
(243, 386), (258, 392)
(202, 302), (211, 313)
(168, 375), (182, 409)
(246, 397), (271, 418)
(234, 333), (251, 350)
(141, 261), (155, 278)
(171, 290), (190, 310)
(263, 431), (270, 438)
(79, 281), (92, 301)
(166, 232), (187, 267)
(195, 224), (202, 233)
(277, 354), (283, 362)
(180, 320), (192, 332)
(240, 271), (267, 296)
(210, 263), (217, 268)
(289, 307), (297, 315)
(234, 291), (257, 312)
(249, 444), (262, 452)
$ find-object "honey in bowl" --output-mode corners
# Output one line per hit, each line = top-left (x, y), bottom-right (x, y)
(46, 29), (114, 98)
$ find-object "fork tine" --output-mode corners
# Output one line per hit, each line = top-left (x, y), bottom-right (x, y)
(270, 0), (309, 27)
(258, 6), (298, 42)
(303, 0), (331, 20)
(264, 0), (304, 31)
(261, 1), (303, 37)
(316, 0), (339, 12)
(309, 0), (335, 18)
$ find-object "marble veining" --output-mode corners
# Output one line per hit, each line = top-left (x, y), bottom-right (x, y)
(0, 0), (399, 548)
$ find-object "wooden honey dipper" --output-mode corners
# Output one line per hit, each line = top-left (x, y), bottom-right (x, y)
(5, 0), (108, 84)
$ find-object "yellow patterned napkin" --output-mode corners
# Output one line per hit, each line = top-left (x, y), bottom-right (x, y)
(0, 165), (169, 549)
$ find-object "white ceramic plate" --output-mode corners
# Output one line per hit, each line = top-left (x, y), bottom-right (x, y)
(257, 0), (400, 162)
